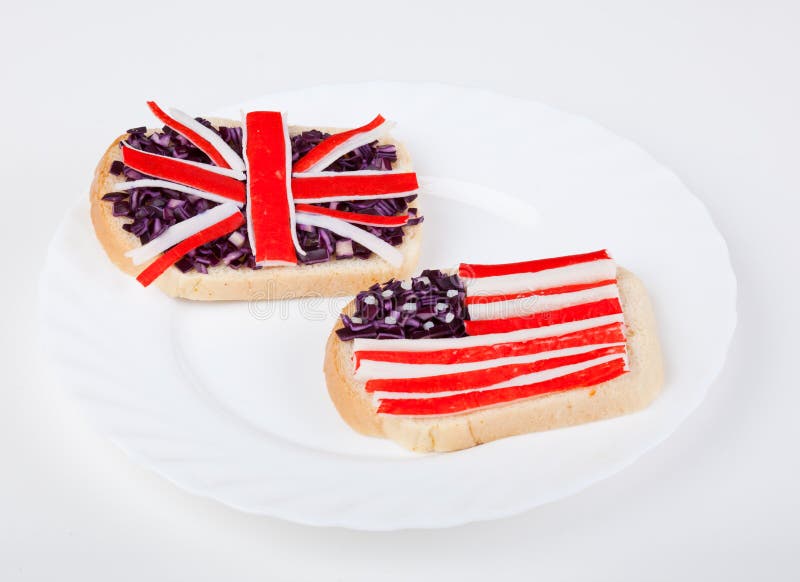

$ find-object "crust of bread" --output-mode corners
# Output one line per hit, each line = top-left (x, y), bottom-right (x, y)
(323, 267), (664, 452)
(89, 118), (422, 301)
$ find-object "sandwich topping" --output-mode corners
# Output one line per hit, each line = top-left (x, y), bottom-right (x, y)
(338, 250), (630, 417)
(102, 102), (422, 286)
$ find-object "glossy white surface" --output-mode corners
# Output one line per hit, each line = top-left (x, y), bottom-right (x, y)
(39, 83), (735, 529)
(4, 0), (799, 578)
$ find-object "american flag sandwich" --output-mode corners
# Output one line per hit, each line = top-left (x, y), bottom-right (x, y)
(90, 103), (422, 300)
(324, 250), (664, 452)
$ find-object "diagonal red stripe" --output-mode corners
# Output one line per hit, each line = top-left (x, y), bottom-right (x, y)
(293, 115), (385, 173)
(135, 212), (244, 287)
(146, 101), (231, 169)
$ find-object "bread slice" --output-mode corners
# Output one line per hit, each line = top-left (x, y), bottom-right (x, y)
(323, 267), (664, 452)
(90, 119), (423, 300)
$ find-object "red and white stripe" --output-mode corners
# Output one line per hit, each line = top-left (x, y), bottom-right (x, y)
(466, 280), (620, 321)
(352, 250), (630, 417)
(376, 359), (626, 416)
(290, 171), (419, 203)
(120, 144), (246, 203)
(147, 101), (245, 172)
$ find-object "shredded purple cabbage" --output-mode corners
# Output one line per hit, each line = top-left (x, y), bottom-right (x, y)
(102, 120), (422, 273)
(336, 271), (468, 341)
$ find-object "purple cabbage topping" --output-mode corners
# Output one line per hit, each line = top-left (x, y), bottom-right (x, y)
(102, 121), (423, 274)
(336, 271), (469, 341)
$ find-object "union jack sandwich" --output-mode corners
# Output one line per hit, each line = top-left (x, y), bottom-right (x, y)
(90, 103), (422, 300)
(324, 250), (664, 452)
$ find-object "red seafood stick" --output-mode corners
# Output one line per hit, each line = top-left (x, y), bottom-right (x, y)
(244, 111), (299, 265)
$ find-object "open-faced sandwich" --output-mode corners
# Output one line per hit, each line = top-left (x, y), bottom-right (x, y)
(91, 103), (423, 300)
(324, 250), (664, 452)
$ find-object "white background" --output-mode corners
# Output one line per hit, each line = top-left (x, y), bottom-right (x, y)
(2, 0), (798, 579)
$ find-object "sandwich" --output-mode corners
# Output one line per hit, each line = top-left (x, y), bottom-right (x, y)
(324, 250), (664, 452)
(90, 102), (423, 300)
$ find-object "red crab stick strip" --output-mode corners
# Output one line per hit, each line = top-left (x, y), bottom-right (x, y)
(147, 102), (245, 172)
(365, 346), (626, 393)
(461, 259), (618, 297)
(293, 115), (393, 173)
(373, 353), (626, 402)
(295, 211), (403, 267)
(126, 203), (241, 265)
(355, 341), (626, 381)
(290, 171), (419, 203)
(459, 249), (611, 279)
(354, 322), (626, 368)
(136, 211), (244, 287)
(377, 358), (627, 416)
(121, 144), (246, 204)
(465, 298), (623, 336)
(294, 203), (410, 227)
(244, 111), (301, 265)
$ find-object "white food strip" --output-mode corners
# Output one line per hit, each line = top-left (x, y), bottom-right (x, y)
(296, 120), (395, 173)
(124, 203), (241, 265)
(112, 179), (244, 207)
(353, 313), (625, 353)
(467, 283), (620, 321)
(371, 354), (627, 402)
(463, 260), (617, 296)
(280, 112), (304, 257)
(294, 211), (403, 267)
(355, 342), (626, 381)
(166, 107), (246, 173)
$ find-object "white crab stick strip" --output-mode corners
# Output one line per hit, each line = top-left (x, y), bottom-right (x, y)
(112, 179), (244, 207)
(353, 313), (626, 353)
(467, 283), (620, 321)
(124, 202), (241, 265)
(293, 116), (395, 173)
(354, 342), (626, 381)
(370, 354), (627, 401)
(165, 107), (246, 173)
(294, 211), (404, 267)
(463, 260), (617, 296)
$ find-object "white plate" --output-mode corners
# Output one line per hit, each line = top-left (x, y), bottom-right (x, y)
(39, 82), (736, 530)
